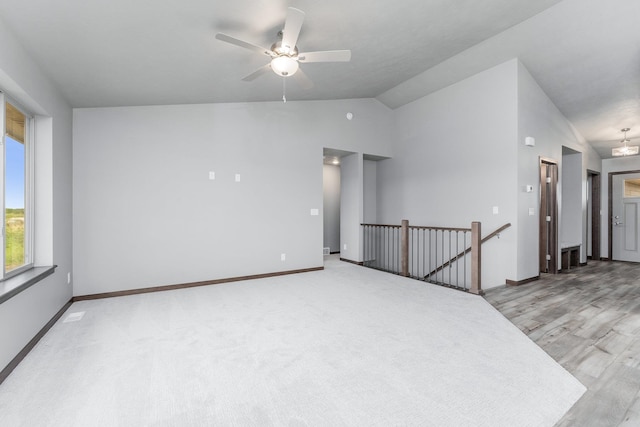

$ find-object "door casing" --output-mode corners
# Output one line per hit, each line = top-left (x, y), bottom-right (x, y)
(587, 170), (601, 260)
(609, 170), (640, 261)
(540, 158), (559, 274)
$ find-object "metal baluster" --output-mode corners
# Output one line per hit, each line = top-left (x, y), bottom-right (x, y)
(440, 230), (444, 284)
(455, 230), (459, 287)
(464, 231), (468, 289)
(447, 230), (453, 286)
(428, 229), (432, 282)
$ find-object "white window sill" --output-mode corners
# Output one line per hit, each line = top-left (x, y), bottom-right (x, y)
(0, 266), (57, 304)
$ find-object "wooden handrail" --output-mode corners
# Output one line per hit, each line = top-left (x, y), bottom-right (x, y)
(425, 223), (512, 278)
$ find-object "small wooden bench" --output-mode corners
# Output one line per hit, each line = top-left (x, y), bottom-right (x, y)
(561, 244), (580, 271)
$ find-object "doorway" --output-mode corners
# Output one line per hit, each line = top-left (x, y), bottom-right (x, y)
(540, 158), (559, 273)
(323, 148), (353, 256)
(611, 172), (640, 262)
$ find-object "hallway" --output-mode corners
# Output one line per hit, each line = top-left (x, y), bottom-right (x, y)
(485, 261), (640, 426)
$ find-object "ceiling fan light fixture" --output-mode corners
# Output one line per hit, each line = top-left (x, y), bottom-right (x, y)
(271, 56), (299, 77)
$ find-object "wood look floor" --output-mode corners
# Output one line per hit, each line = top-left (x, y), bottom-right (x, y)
(485, 260), (640, 427)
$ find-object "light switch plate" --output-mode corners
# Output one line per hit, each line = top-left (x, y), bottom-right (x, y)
(235, 174), (241, 182)
(209, 171), (215, 180)
(492, 206), (499, 215)
(529, 207), (535, 216)
(281, 253), (286, 261)
(310, 208), (319, 216)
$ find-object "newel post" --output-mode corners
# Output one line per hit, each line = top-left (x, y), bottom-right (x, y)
(401, 219), (409, 277)
(470, 221), (483, 295)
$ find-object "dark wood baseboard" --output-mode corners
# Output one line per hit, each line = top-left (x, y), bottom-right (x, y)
(330, 251), (340, 255)
(600, 257), (610, 261)
(339, 258), (364, 266)
(580, 262), (588, 267)
(506, 276), (540, 286)
(73, 266), (324, 301)
(0, 298), (73, 385)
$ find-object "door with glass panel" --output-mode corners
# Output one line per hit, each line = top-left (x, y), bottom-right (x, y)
(612, 173), (640, 263)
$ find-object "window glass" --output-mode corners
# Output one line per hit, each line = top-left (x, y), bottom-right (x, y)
(624, 179), (640, 198)
(4, 101), (28, 273)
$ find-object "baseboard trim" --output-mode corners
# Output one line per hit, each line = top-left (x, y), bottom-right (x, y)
(600, 257), (610, 261)
(506, 276), (540, 286)
(340, 258), (364, 266)
(73, 266), (324, 301)
(0, 298), (73, 385)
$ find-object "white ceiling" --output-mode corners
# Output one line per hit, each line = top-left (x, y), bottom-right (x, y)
(0, 0), (638, 158)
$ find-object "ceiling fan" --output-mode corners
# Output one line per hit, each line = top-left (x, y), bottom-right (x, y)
(215, 7), (351, 89)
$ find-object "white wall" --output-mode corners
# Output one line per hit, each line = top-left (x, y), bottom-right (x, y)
(601, 156), (640, 258)
(339, 153), (362, 262)
(377, 60), (519, 289)
(73, 100), (392, 295)
(363, 160), (377, 224)
(0, 16), (73, 372)
(322, 164), (340, 253)
(516, 61), (601, 278)
(561, 152), (583, 248)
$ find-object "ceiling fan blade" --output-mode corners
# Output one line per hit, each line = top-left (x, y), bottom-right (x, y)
(242, 63), (272, 82)
(215, 33), (272, 56)
(281, 7), (305, 53)
(293, 68), (314, 90)
(298, 50), (351, 63)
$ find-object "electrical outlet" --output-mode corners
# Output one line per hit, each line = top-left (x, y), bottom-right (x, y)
(343, 244), (347, 250)
(209, 171), (215, 180)
(281, 253), (286, 261)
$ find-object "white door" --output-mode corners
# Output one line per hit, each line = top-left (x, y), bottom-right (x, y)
(612, 173), (640, 262)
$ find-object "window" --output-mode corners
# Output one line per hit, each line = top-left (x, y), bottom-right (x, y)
(624, 179), (640, 198)
(1, 94), (34, 278)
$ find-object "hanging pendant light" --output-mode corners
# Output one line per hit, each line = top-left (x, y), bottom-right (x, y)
(612, 128), (639, 157)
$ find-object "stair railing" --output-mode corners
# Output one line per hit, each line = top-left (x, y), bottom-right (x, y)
(361, 220), (511, 295)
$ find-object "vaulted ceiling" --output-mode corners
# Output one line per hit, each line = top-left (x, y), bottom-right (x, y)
(0, 0), (638, 158)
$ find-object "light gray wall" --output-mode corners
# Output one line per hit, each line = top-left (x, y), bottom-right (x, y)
(0, 15), (73, 371)
(363, 160), (377, 224)
(73, 100), (392, 295)
(561, 152), (583, 248)
(377, 60), (519, 288)
(601, 156), (640, 258)
(516, 61), (601, 277)
(339, 153), (362, 262)
(323, 164), (340, 253)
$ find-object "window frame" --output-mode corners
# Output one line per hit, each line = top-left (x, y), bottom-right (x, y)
(1, 92), (35, 280)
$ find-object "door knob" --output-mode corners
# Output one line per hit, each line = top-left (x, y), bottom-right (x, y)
(615, 221), (624, 226)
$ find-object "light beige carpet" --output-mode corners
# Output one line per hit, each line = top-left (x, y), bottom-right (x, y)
(0, 257), (584, 426)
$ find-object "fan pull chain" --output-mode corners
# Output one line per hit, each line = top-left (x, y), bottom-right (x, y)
(282, 77), (287, 103)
